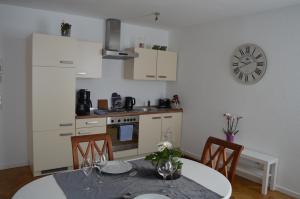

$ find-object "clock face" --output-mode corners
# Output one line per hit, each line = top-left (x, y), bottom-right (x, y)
(231, 43), (267, 84)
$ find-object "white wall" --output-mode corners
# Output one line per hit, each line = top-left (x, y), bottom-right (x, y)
(0, 4), (169, 169)
(168, 5), (300, 196)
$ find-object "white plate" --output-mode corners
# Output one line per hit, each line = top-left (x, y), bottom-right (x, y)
(134, 194), (170, 199)
(101, 160), (133, 174)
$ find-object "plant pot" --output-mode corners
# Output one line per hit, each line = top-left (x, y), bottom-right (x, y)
(61, 29), (71, 37)
(155, 169), (181, 180)
(226, 134), (235, 143)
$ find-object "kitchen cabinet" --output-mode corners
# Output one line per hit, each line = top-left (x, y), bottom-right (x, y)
(138, 114), (163, 154)
(161, 113), (182, 148)
(32, 66), (75, 132)
(33, 129), (75, 174)
(32, 33), (78, 67)
(76, 41), (102, 78)
(124, 48), (157, 80)
(138, 112), (182, 154)
(124, 48), (177, 81)
(29, 33), (76, 176)
(157, 51), (177, 81)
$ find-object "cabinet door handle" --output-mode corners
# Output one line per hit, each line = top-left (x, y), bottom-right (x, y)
(164, 116), (173, 119)
(78, 131), (90, 135)
(59, 123), (73, 127)
(59, 132), (73, 136)
(77, 72), (87, 75)
(152, 117), (161, 119)
(158, 75), (167, 78)
(59, 60), (74, 64)
(86, 121), (99, 125)
(146, 75), (155, 78)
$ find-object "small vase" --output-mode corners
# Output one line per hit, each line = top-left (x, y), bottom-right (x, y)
(226, 134), (235, 143)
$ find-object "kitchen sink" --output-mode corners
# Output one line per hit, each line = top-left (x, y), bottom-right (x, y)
(133, 107), (158, 112)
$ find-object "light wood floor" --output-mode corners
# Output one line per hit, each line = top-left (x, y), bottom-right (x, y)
(0, 166), (294, 199)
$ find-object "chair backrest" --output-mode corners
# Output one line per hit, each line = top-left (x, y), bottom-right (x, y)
(71, 134), (114, 169)
(200, 136), (244, 183)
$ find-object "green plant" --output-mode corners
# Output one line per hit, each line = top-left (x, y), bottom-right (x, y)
(61, 22), (71, 31)
(145, 142), (183, 170)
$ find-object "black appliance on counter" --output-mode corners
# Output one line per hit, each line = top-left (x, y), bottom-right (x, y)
(111, 92), (123, 111)
(158, 98), (171, 108)
(124, 97), (136, 111)
(76, 89), (92, 116)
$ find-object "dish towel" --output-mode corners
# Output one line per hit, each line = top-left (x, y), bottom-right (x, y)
(119, 125), (133, 141)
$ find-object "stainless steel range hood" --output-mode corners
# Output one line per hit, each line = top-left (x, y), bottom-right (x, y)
(102, 19), (138, 60)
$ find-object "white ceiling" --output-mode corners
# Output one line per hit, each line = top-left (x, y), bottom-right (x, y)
(1, 0), (300, 29)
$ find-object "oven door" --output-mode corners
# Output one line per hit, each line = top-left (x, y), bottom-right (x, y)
(107, 123), (139, 152)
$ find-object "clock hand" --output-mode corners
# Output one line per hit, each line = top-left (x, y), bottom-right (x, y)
(239, 61), (252, 68)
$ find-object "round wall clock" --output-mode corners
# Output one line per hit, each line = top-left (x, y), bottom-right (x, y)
(231, 43), (267, 84)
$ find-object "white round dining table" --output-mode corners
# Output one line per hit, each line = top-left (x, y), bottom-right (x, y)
(13, 158), (232, 199)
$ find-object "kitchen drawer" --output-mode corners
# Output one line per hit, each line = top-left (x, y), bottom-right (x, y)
(76, 118), (106, 129)
(76, 126), (106, 136)
(33, 129), (75, 172)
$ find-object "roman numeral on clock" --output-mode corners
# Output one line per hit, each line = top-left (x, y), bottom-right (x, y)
(245, 75), (248, 82)
(232, 62), (239, 67)
(257, 62), (264, 66)
(239, 72), (244, 80)
(252, 74), (256, 80)
(255, 53), (263, 60)
(246, 46), (250, 54)
(255, 68), (262, 75)
(233, 67), (240, 75)
(239, 49), (245, 56)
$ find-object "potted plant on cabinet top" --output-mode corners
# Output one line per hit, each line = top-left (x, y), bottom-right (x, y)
(61, 21), (72, 37)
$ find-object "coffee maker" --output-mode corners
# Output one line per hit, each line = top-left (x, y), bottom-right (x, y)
(76, 89), (92, 116)
(124, 97), (136, 111)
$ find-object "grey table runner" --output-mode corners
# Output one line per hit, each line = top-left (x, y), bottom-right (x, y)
(54, 159), (222, 199)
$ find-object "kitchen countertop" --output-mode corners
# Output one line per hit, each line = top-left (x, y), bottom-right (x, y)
(76, 108), (183, 119)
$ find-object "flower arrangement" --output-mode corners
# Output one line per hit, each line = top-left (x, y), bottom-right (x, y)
(61, 21), (72, 37)
(223, 113), (242, 142)
(145, 141), (183, 172)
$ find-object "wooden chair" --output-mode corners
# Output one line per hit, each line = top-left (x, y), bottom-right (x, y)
(200, 136), (244, 183)
(71, 134), (114, 169)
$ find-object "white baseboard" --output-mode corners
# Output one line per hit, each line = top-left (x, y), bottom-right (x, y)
(275, 185), (300, 199)
(181, 149), (201, 160)
(0, 162), (28, 170)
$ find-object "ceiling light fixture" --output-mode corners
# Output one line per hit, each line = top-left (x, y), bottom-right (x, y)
(154, 12), (160, 23)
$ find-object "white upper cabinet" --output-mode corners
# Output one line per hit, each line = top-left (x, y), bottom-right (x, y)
(157, 51), (177, 81)
(125, 48), (157, 80)
(32, 33), (78, 67)
(76, 41), (102, 78)
(125, 48), (177, 81)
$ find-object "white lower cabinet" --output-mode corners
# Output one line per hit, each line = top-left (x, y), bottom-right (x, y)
(33, 130), (75, 175)
(161, 113), (182, 148)
(138, 112), (182, 155)
(138, 114), (163, 154)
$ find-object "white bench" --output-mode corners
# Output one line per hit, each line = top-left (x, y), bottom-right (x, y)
(236, 148), (278, 195)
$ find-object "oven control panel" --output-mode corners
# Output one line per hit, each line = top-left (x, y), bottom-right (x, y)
(107, 115), (139, 125)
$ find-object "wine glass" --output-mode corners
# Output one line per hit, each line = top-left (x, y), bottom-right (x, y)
(157, 159), (173, 182)
(94, 153), (108, 183)
(81, 158), (92, 191)
(169, 160), (178, 188)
